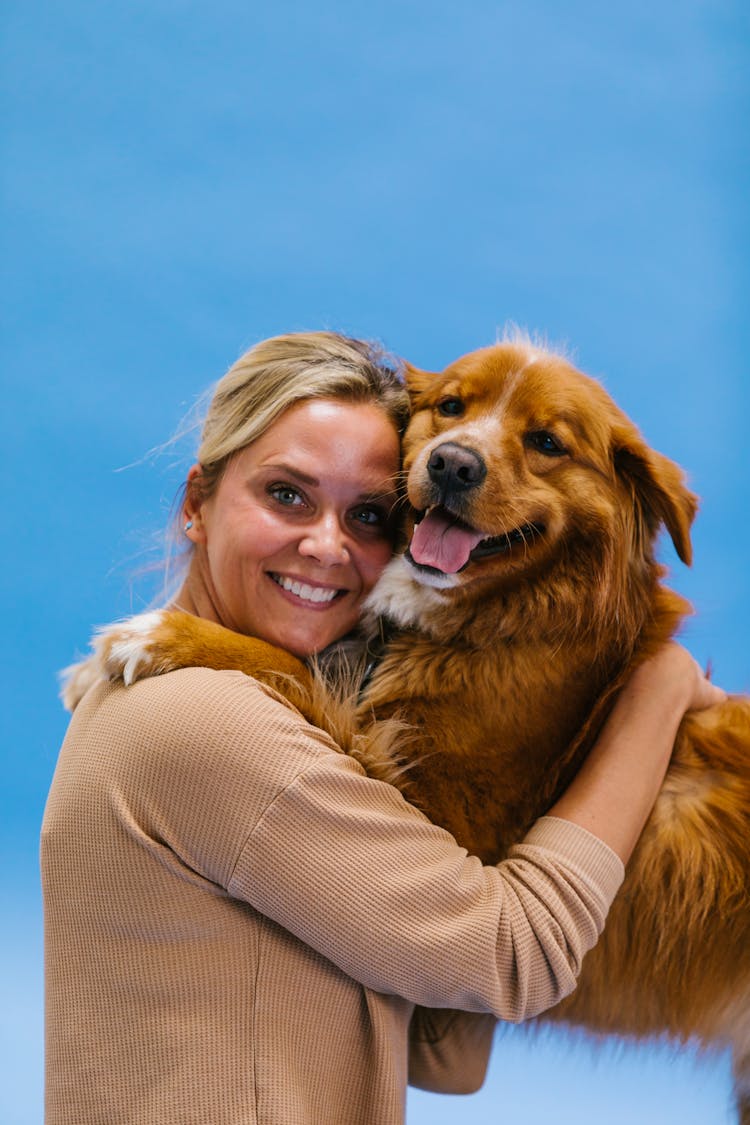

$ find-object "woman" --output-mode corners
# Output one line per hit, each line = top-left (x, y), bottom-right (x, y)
(42, 331), (724, 1124)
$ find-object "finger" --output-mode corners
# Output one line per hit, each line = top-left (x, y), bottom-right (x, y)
(695, 677), (727, 709)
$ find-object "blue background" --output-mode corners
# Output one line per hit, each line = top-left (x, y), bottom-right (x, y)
(2, 2), (747, 1121)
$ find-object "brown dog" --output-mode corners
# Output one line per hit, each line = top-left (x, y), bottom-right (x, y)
(64, 340), (750, 1119)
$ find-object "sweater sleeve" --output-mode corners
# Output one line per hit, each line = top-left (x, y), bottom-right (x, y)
(100, 667), (624, 1022)
(407, 1008), (497, 1094)
(229, 753), (623, 1020)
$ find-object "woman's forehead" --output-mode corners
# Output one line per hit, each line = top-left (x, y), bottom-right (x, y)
(230, 398), (401, 489)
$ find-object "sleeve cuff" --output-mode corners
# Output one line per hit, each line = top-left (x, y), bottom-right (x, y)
(512, 815), (625, 905)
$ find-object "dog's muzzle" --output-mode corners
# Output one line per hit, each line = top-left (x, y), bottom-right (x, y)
(427, 443), (487, 497)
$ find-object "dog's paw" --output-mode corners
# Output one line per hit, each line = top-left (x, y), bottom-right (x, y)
(59, 610), (168, 712)
(59, 655), (106, 712)
(95, 610), (169, 685)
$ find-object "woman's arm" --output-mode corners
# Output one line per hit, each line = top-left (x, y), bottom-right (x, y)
(68, 647), (721, 1028)
(85, 668), (621, 1022)
(549, 643), (725, 862)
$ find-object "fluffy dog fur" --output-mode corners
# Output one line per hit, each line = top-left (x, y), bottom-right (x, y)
(64, 341), (750, 1119)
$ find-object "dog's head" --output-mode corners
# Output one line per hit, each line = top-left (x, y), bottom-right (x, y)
(396, 342), (697, 597)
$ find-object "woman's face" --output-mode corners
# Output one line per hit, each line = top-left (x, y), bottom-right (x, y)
(185, 398), (401, 658)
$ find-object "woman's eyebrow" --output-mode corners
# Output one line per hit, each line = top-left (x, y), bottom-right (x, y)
(259, 462), (319, 486)
(260, 462), (397, 500)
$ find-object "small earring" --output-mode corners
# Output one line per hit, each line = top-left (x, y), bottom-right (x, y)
(184, 520), (193, 533)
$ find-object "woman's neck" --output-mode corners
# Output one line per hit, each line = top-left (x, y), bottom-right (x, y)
(171, 559), (221, 625)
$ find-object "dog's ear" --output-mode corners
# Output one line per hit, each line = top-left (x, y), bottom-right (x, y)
(613, 426), (698, 566)
(403, 363), (440, 399)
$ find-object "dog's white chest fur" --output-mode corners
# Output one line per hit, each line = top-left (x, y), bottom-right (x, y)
(363, 555), (456, 633)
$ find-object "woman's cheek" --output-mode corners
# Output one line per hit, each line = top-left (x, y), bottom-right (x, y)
(362, 541), (395, 592)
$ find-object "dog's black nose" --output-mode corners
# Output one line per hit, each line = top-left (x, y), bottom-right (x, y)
(427, 443), (487, 492)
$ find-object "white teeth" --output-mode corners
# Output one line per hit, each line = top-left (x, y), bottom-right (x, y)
(272, 575), (339, 604)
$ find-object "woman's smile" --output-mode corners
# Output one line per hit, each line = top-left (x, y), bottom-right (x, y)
(268, 572), (346, 606)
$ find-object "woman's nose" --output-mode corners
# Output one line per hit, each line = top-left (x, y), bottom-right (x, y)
(298, 514), (350, 566)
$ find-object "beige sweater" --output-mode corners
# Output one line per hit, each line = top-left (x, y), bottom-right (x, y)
(42, 668), (624, 1124)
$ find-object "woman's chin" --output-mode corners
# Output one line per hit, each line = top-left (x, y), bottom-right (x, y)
(269, 618), (357, 661)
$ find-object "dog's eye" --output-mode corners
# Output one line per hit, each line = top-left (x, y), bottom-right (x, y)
(437, 398), (465, 417)
(526, 431), (567, 456)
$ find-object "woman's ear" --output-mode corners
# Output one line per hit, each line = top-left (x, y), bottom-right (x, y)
(183, 464), (208, 543)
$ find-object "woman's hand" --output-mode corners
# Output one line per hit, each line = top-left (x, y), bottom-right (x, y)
(548, 642), (726, 864)
(627, 642), (726, 714)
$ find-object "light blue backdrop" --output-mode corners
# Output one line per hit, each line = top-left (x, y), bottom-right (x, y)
(3, 2), (747, 1122)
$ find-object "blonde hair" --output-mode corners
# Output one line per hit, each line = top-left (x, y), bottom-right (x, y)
(193, 331), (409, 503)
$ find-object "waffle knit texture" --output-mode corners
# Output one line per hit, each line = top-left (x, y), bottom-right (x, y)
(42, 667), (624, 1124)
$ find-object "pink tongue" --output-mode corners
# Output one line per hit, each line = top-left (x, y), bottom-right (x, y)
(409, 509), (485, 573)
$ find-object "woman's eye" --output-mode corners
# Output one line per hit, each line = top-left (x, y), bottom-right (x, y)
(351, 505), (385, 527)
(526, 431), (567, 457)
(437, 397), (465, 417)
(350, 505), (393, 534)
(269, 484), (305, 506)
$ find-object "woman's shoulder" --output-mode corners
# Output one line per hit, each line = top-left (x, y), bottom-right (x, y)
(113, 665), (303, 720)
(69, 667), (346, 789)
(79, 665), (303, 726)
(49, 668), (356, 887)
(47, 668), (360, 865)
